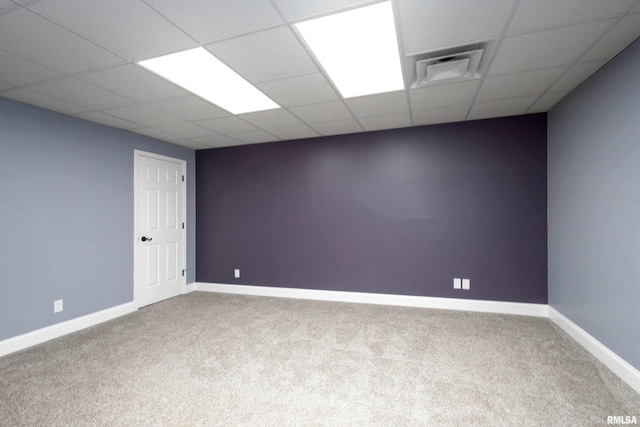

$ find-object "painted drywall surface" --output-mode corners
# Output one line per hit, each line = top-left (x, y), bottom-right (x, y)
(0, 98), (195, 341)
(197, 114), (547, 303)
(548, 39), (640, 370)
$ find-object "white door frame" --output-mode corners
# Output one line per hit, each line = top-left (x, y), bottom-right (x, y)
(133, 149), (187, 309)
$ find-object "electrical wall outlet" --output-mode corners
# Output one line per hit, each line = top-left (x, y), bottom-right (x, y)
(54, 299), (63, 313)
(462, 279), (470, 290)
(453, 278), (462, 289)
(234, 269), (240, 279)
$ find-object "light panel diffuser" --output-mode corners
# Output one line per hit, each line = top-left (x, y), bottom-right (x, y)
(138, 48), (280, 115)
(295, 1), (404, 98)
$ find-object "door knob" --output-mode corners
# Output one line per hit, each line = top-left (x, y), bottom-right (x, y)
(141, 236), (152, 242)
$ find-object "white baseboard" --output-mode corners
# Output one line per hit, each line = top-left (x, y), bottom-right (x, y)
(3, 285), (637, 397)
(194, 282), (548, 317)
(0, 302), (137, 358)
(548, 307), (640, 395)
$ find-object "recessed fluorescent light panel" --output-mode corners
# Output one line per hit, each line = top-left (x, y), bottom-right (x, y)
(138, 47), (279, 115)
(295, 1), (404, 98)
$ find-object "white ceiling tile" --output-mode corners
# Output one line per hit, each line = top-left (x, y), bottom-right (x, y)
(78, 64), (189, 104)
(412, 105), (469, 126)
(196, 116), (259, 134)
(238, 109), (302, 129)
(289, 101), (353, 124)
(468, 96), (539, 120)
(399, 0), (516, 54)
(31, 0), (196, 61)
(267, 125), (319, 140)
(0, 9), (122, 74)
(212, 140), (247, 148)
(310, 119), (362, 136)
(28, 78), (134, 110)
(146, 96), (229, 121)
(191, 135), (240, 148)
(228, 131), (279, 144)
(489, 19), (615, 74)
(549, 61), (604, 93)
(145, 0), (283, 44)
(409, 80), (480, 111)
(477, 68), (566, 102)
(2, 88), (89, 115)
(508, 0), (632, 34)
(255, 73), (339, 107)
(0, 48), (62, 86)
(345, 91), (409, 118)
(582, 13), (640, 61)
(359, 113), (411, 131)
(2, 0), (633, 142)
(271, 0), (373, 20)
(0, 3), (22, 17)
(76, 111), (140, 130)
(103, 105), (182, 127)
(171, 140), (209, 150)
(155, 122), (212, 139)
(205, 26), (317, 84)
(529, 92), (569, 113)
(165, 137), (200, 147)
(131, 127), (179, 142)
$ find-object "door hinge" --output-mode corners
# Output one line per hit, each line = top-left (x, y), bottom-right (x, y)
(182, 222), (185, 229)
(182, 175), (185, 182)
(182, 269), (186, 277)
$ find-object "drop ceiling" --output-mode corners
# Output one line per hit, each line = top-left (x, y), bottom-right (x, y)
(1, 0), (639, 150)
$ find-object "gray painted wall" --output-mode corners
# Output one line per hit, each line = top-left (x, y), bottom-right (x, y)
(548, 38), (640, 370)
(0, 98), (195, 341)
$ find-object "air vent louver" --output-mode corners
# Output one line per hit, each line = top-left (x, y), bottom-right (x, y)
(416, 50), (482, 86)
(407, 41), (496, 89)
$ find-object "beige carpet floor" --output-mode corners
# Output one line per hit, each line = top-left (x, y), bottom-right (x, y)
(1, 292), (639, 426)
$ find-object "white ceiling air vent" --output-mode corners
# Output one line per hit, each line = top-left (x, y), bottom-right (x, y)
(415, 49), (483, 86)
(425, 57), (470, 82)
(406, 41), (497, 89)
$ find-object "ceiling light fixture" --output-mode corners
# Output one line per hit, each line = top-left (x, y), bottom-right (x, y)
(138, 47), (280, 115)
(295, 1), (404, 98)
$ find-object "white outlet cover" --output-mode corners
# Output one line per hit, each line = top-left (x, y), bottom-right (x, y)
(462, 279), (470, 290)
(234, 269), (240, 278)
(453, 278), (462, 289)
(54, 299), (63, 313)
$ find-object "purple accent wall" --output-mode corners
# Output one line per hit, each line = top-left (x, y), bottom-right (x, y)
(197, 114), (547, 303)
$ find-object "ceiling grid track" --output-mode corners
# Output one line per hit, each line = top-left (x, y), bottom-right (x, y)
(463, 0), (523, 121)
(390, 0), (415, 127)
(268, 0), (365, 135)
(18, 3), (132, 63)
(524, 1), (640, 114)
(2, 0), (639, 148)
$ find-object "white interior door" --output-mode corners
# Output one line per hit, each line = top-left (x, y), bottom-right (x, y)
(136, 151), (185, 308)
